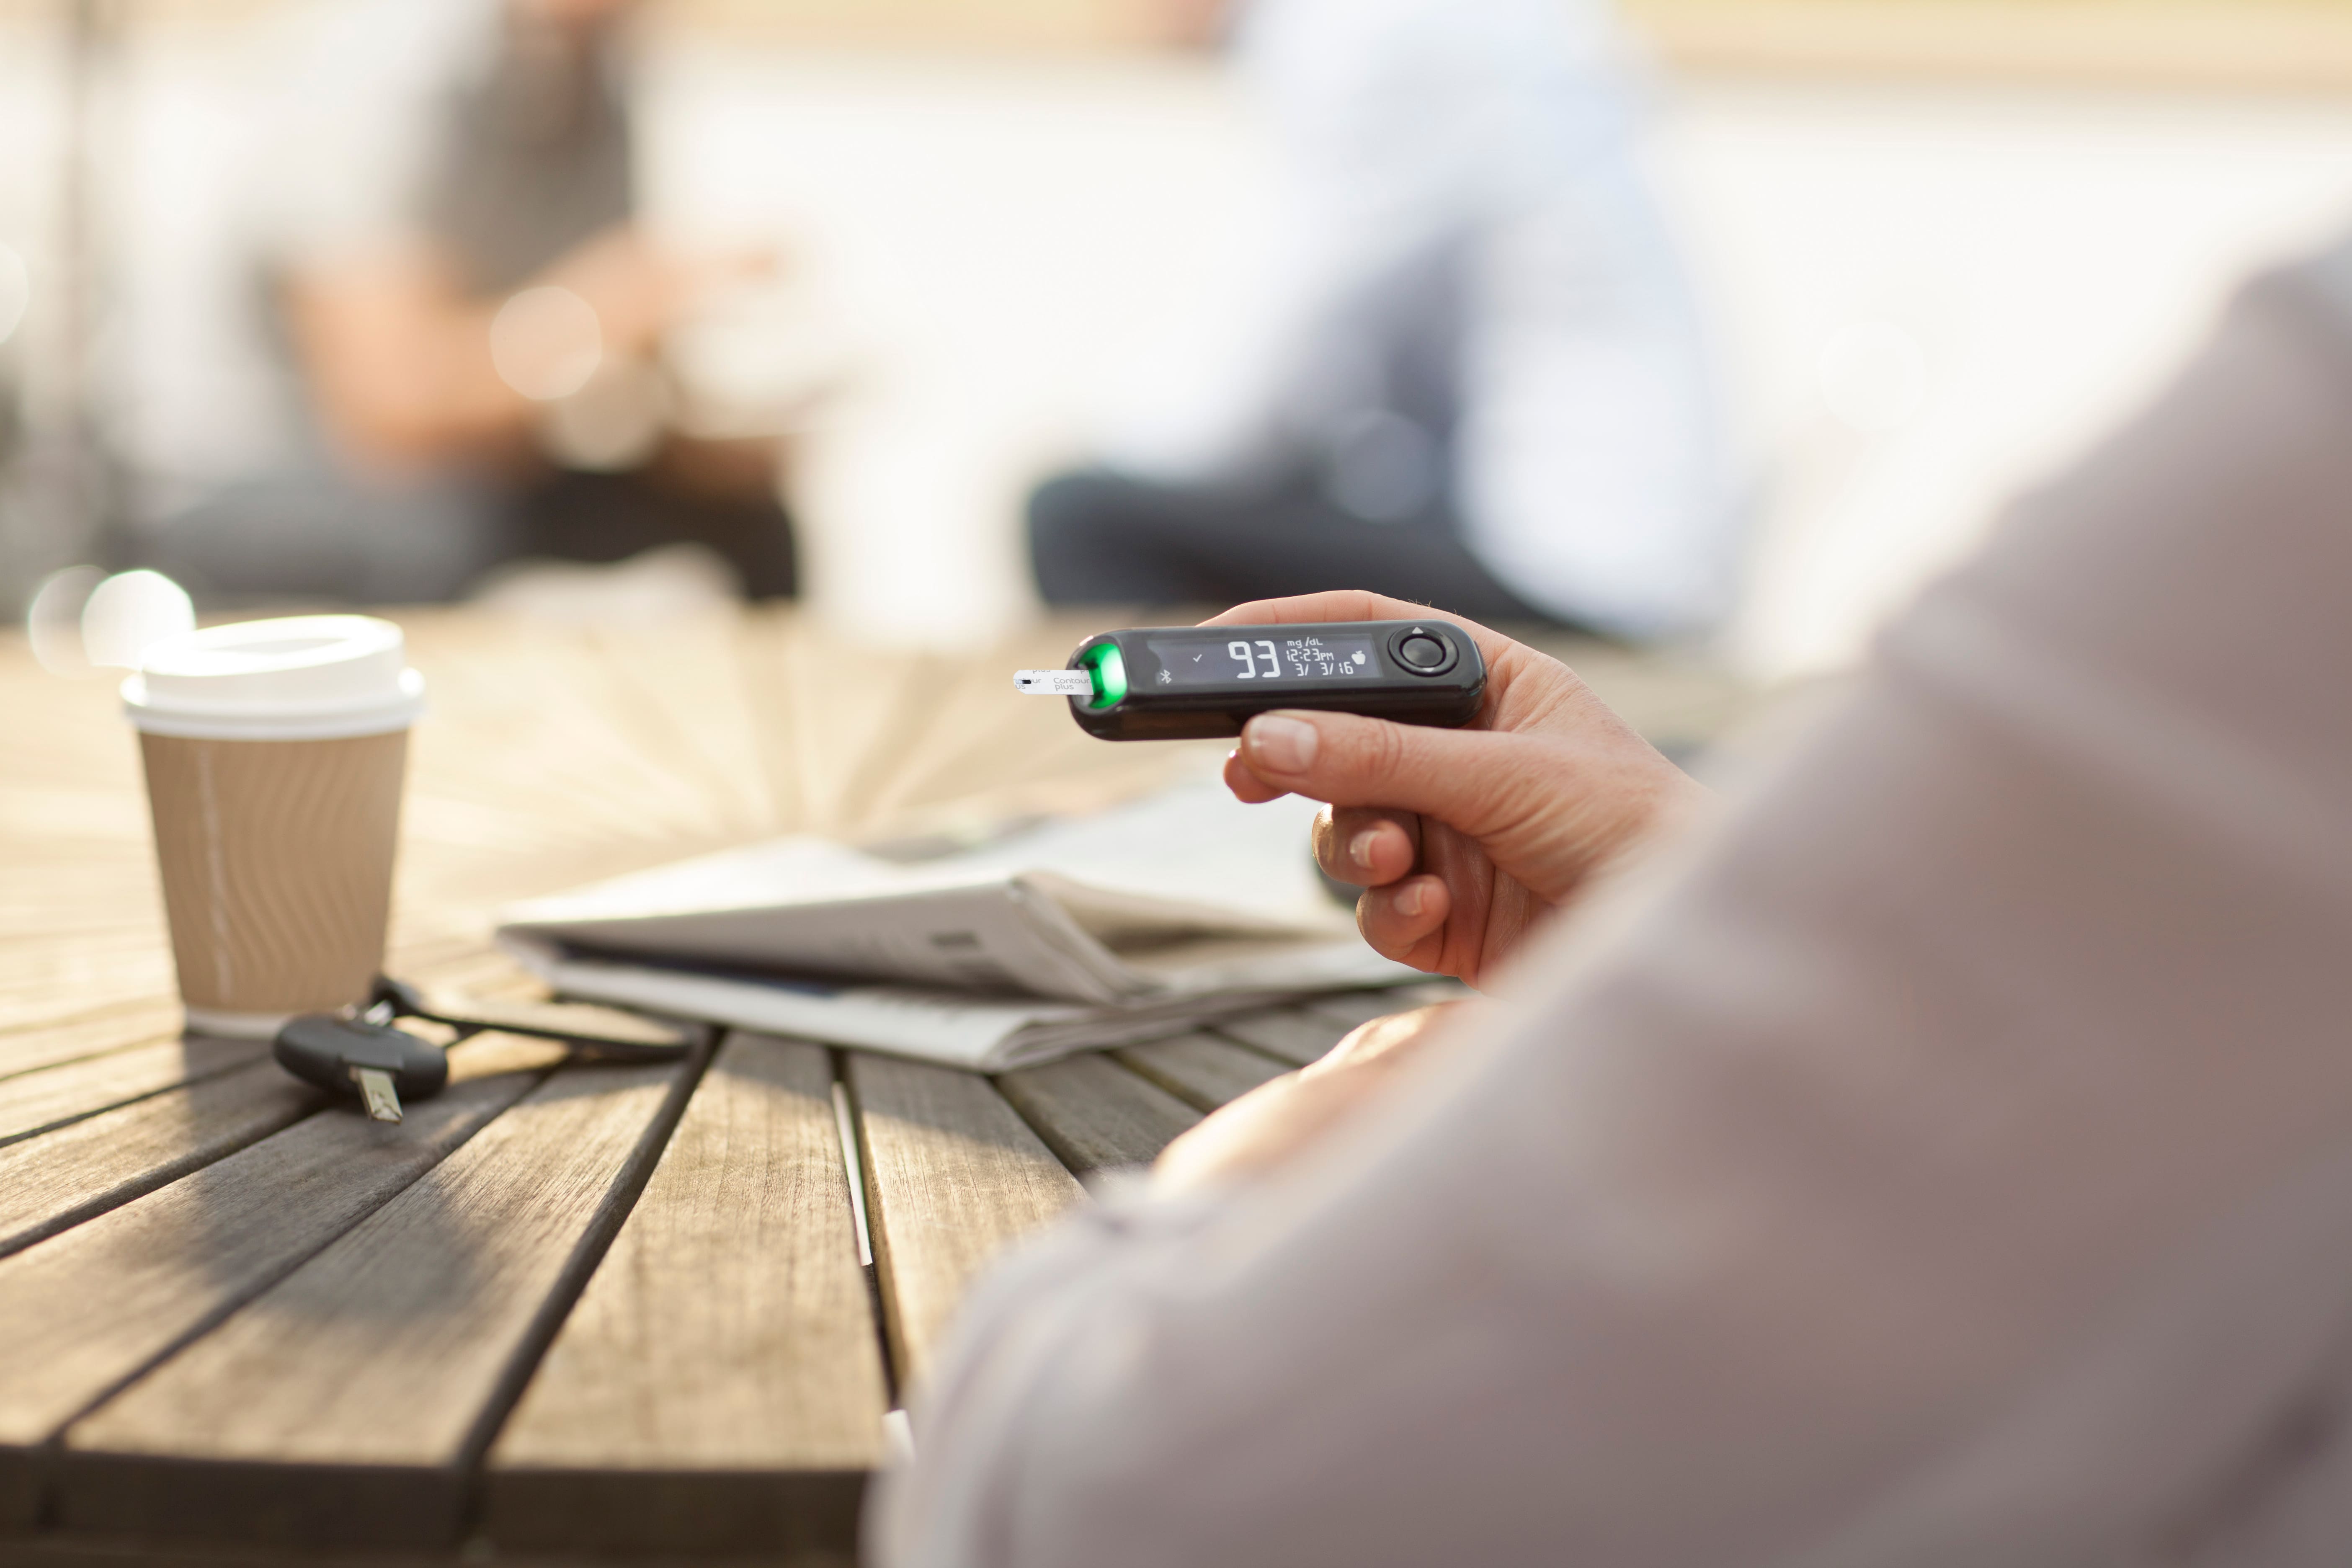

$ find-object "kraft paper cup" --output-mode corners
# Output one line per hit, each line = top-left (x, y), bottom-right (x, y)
(124, 616), (426, 1039)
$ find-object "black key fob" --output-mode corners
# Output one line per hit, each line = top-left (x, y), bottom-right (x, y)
(273, 1014), (449, 1107)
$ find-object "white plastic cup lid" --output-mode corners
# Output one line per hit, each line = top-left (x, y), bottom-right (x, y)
(122, 615), (427, 741)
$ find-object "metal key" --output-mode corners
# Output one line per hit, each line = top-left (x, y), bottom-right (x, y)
(354, 1065), (403, 1122)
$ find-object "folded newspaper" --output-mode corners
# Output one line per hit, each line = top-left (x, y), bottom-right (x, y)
(495, 780), (1421, 1070)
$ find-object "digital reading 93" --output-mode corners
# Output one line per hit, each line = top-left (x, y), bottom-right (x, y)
(1016, 620), (1487, 740)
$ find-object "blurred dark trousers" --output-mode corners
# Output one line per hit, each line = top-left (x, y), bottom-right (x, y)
(1027, 469), (1554, 625)
(139, 466), (797, 606)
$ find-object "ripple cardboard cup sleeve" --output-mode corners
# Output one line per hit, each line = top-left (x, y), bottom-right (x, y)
(122, 616), (426, 1039)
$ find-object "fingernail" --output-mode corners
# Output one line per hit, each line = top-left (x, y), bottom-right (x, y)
(1348, 828), (1380, 870)
(1394, 882), (1424, 918)
(1246, 714), (1317, 773)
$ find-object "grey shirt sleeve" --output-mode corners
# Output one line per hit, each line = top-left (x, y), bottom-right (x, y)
(873, 236), (2352, 1568)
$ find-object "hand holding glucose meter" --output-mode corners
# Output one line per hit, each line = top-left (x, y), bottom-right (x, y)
(1016, 620), (1486, 741)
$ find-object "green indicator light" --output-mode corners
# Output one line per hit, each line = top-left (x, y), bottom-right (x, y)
(1082, 642), (1127, 709)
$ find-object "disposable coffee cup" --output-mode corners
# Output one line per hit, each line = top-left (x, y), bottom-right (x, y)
(123, 616), (426, 1039)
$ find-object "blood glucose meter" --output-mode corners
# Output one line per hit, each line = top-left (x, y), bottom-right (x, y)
(1016, 620), (1486, 741)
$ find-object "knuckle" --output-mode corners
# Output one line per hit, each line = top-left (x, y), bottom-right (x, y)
(1452, 734), (1559, 838)
(1337, 714), (1411, 790)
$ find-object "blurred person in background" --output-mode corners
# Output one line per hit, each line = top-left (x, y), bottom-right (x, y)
(1027, 0), (1736, 641)
(136, 0), (798, 606)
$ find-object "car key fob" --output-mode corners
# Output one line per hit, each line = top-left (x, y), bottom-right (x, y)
(273, 1014), (449, 1123)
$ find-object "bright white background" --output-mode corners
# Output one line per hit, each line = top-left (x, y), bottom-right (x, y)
(15, 26), (2352, 679)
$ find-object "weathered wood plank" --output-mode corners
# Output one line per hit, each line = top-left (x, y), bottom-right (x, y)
(995, 1054), (1201, 1180)
(0, 1038), (267, 1148)
(56, 1055), (698, 1553)
(484, 1034), (886, 1559)
(0, 1038), (554, 1531)
(737, 616), (949, 841)
(386, 616), (763, 943)
(581, 618), (779, 844)
(400, 615), (741, 852)
(0, 1001), (186, 1082)
(0, 609), (1627, 1563)
(1210, 1004), (1354, 1067)
(848, 1053), (1083, 1389)
(0, 930), (174, 1040)
(0, 1064), (319, 1262)
(1113, 1030), (1293, 1112)
(1297, 989), (1415, 1031)
(1297, 982), (1472, 1031)
(854, 620), (1187, 831)
(1218, 985), (1472, 1067)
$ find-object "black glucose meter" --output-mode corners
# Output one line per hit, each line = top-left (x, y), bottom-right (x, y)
(1016, 620), (1487, 741)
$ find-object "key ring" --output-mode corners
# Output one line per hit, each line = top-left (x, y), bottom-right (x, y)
(361, 975), (699, 1062)
(272, 974), (700, 1122)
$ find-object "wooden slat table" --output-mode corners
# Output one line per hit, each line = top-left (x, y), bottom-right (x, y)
(0, 606), (1743, 1565)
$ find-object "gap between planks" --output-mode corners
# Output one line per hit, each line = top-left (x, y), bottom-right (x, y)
(844, 1036), (1280, 1400)
(50, 1042), (709, 1554)
(0, 1037), (563, 1533)
(994, 1053), (1203, 1185)
(482, 1034), (886, 1560)
(843, 1053), (1083, 1393)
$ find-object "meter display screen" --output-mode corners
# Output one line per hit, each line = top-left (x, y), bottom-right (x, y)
(1140, 632), (1381, 690)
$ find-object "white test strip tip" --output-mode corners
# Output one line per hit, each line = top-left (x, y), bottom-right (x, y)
(1014, 669), (1093, 698)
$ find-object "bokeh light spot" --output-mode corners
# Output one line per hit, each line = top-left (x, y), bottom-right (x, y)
(27, 566), (104, 677)
(490, 285), (603, 401)
(83, 570), (196, 669)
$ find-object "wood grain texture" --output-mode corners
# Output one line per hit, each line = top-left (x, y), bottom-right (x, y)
(57, 1058), (695, 1552)
(1298, 989), (1417, 1031)
(0, 1062), (320, 1261)
(1297, 981), (1473, 1032)
(0, 1043), (552, 1529)
(0, 1002), (186, 1082)
(848, 1053), (1083, 1389)
(1114, 1030), (1293, 1112)
(852, 619), (1201, 834)
(0, 607), (1752, 1561)
(484, 1034), (886, 1559)
(580, 619), (781, 844)
(0, 1037), (267, 1147)
(1211, 1005), (1355, 1067)
(0, 944), (175, 1041)
(995, 1054), (1201, 1180)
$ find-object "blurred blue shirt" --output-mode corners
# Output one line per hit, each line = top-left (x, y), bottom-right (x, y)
(1107, 0), (1738, 638)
